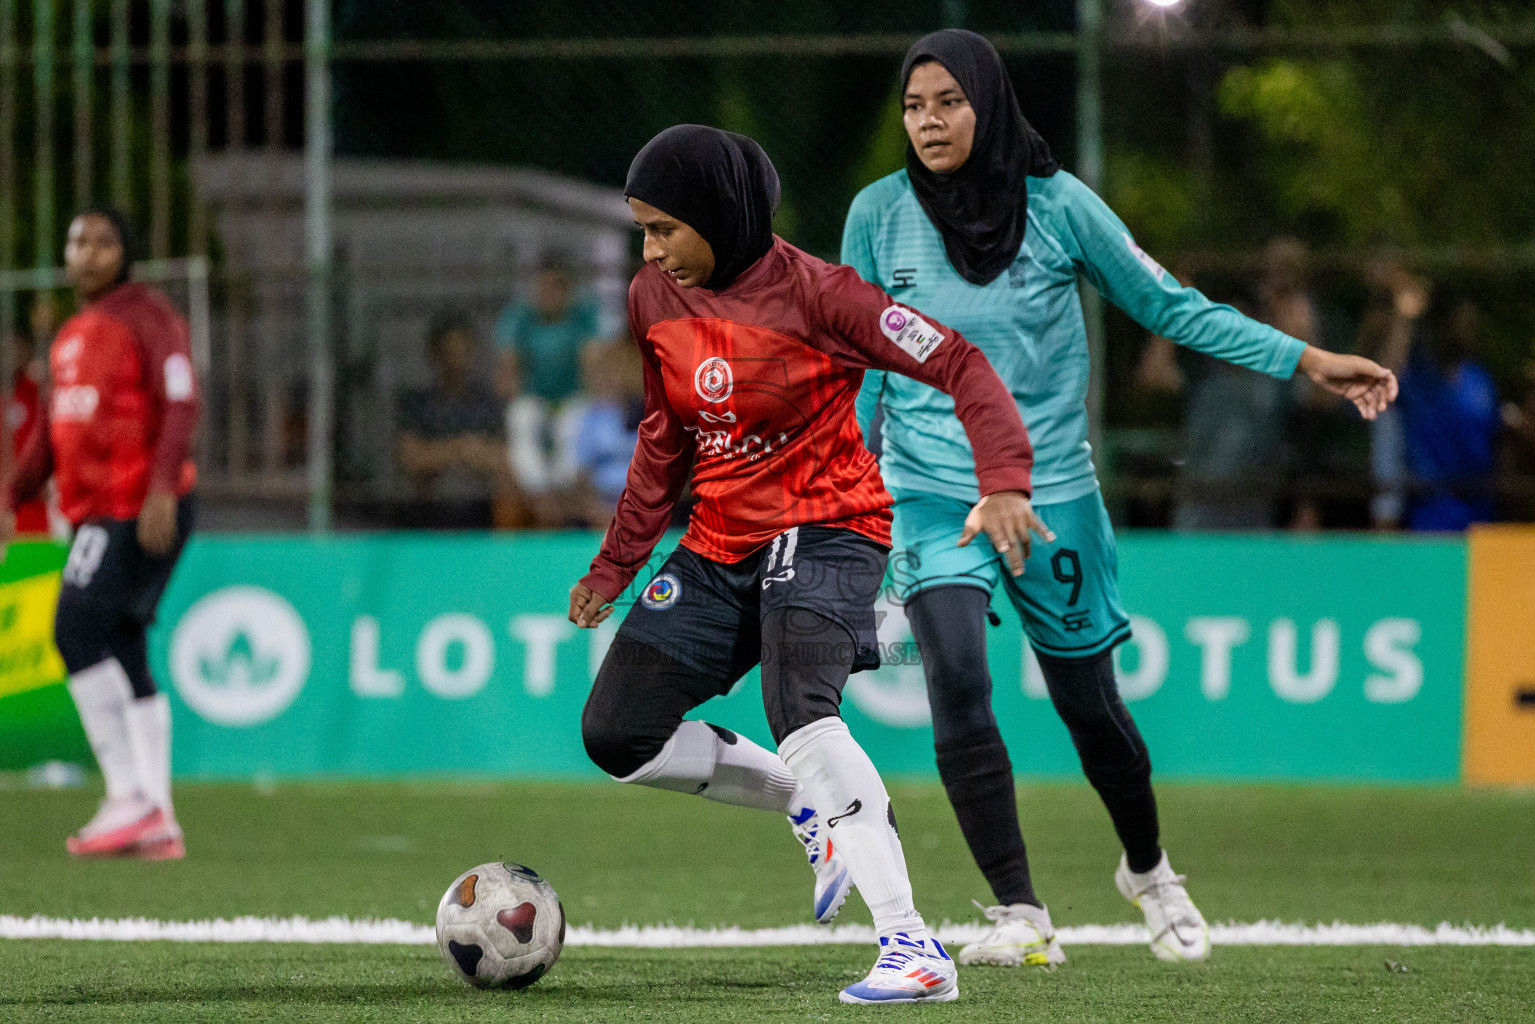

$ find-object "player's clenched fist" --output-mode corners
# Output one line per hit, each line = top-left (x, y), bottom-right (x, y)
(568, 581), (614, 629)
(957, 490), (1056, 577)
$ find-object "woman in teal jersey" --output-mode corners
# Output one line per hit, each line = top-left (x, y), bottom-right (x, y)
(844, 29), (1397, 968)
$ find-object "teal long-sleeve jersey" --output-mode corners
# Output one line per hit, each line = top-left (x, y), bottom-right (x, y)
(844, 168), (1307, 507)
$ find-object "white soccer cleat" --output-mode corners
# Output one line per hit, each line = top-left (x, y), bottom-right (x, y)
(789, 805), (855, 924)
(1115, 852), (1210, 962)
(958, 900), (1067, 967)
(839, 932), (958, 1004)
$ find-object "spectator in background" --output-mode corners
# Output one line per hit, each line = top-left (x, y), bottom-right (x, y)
(7, 327), (49, 534)
(561, 338), (643, 528)
(493, 255), (601, 406)
(1136, 267), (1287, 530)
(1354, 254), (1428, 529)
(1398, 290), (1500, 531)
(1250, 238), (1335, 531)
(1499, 358), (1535, 522)
(396, 316), (513, 530)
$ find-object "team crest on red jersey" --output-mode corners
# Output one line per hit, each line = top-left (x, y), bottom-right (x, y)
(693, 357), (733, 403)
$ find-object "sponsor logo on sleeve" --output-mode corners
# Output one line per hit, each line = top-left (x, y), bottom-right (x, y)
(878, 305), (944, 363)
(1122, 232), (1168, 283)
(164, 353), (194, 401)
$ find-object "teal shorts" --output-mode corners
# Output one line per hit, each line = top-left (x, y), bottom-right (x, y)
(889, 487), (1132, 660)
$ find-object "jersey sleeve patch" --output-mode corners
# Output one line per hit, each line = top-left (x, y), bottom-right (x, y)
(878, 305), (944, 364)
(164, 353), (194, 401)
(1122, 232), (1168, 284)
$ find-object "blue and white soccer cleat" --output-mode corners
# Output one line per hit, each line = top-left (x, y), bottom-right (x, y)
(839, 932), (959, 1004)
(789, 805), (854, 924)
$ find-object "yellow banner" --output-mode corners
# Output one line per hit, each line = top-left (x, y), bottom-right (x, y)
(1465, 526), (1535, 784)
(0, 572), (68, 700)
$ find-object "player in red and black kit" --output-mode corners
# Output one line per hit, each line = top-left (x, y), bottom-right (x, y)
(569, 126), (1049, 1004)
(1, 208), (198, 860)
(6, 326), (50, 533)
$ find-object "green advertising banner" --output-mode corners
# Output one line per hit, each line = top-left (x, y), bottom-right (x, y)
(0, 541), (88, 772)
(142, 532), (1465, 782)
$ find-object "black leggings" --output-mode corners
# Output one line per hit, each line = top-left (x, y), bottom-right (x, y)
(582, 608), (852, 779)
(908, 585), (1163, 892)
(54, 600), (155, 699)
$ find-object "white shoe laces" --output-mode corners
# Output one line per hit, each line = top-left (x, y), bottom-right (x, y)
(971, 900), (1051, 943)
(790, 819), (823, 867)
(1141, 872), (1203, 939)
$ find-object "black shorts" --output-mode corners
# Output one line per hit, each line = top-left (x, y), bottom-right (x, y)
(616, 525), (889, 687)
(58, 495), (195, 625)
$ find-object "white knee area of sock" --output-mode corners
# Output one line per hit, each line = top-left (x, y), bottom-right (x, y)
(706, 727), (800, 812)
(123, 692), (173, 813)
(614, 720), (714, 793)
(66, 659), (139, 801)
(778, 716), (927, 940)
(615, 720), (800, 813)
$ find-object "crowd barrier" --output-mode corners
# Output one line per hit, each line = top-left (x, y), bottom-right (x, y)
(0, 528), (1527, 783)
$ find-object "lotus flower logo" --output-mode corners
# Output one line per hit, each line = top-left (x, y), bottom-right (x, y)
(170, 586), (311, 726)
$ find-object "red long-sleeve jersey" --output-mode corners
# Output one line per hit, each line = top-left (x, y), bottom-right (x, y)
(581, 236), (1033, 602)
(8, 370), (49, 532)
(7, 283), (198, 525)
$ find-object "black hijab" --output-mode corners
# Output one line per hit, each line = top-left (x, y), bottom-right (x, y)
(624, 125), (781, 291)
(901, 29), (1060, 287)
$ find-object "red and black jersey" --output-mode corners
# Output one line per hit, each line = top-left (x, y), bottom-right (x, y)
(7, 282), (198, 525)
(581, 237), (1033, 602)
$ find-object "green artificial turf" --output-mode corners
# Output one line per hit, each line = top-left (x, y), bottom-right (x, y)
(1, 780), (1532, 1022)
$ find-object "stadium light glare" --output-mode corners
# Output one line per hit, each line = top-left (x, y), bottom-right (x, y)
(1139, 0), (1183, 7)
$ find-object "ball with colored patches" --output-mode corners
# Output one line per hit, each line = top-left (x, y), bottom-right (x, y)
(435, 861), (565, 989)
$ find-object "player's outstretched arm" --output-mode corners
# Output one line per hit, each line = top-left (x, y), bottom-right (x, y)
(1296, 345), (1399, 421)
(958, 491), (1056, 577)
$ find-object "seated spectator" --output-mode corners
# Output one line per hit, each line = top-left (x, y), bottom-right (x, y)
(563, 339), (643, 528)
(1399, 291), (1500, 531)
(493, 255), (601, 406)
(396, 316), (513, 529)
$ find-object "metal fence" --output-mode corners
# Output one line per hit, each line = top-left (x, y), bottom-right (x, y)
(2, 0), (1534, 532)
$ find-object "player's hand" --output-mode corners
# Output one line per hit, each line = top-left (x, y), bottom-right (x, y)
(0, 508), (15, 561)
(958, 491), (1055, 577)
(568, 581), (614, 629)
(1298, 346), (1399, 421)
(137, 490), (179, 555)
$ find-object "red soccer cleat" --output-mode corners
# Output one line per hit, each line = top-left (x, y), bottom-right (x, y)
(131, 816), (186, 860)
(66, 803), (164, 858)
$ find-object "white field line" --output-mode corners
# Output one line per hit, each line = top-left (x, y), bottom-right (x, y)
(2, 915), (1534, 948)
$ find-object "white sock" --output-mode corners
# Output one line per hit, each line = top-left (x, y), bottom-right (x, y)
(123, 692), (174, 815)
(778, 716), (928, 941)
(615, 720), (801, 813)
(66, 659), (140, 802)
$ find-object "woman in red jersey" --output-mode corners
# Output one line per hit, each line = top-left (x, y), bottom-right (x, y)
(1, 208), (198, 860)
(568, 125), (1048, 1005)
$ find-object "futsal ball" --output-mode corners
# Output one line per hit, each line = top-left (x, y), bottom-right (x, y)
(435, 861), (565, 989)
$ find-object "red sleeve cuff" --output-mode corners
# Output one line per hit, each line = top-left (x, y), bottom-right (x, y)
(580, 564), (629, 605)
(976, 466), (1033, 500)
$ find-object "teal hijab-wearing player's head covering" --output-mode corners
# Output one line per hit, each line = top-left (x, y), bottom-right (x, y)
(901, 29), (1060, 287)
